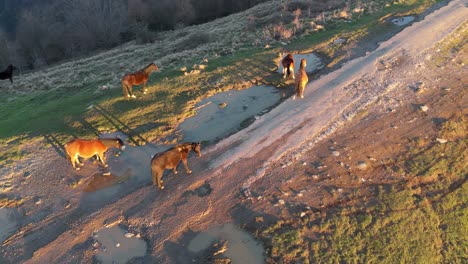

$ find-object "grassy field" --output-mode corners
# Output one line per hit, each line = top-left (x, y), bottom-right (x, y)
(0, 0), (443, 169)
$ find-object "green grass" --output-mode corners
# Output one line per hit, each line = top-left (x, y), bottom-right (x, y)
(0, 0), (446, 146)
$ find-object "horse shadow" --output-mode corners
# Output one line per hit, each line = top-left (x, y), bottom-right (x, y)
(92, 104), (149, 146)
(43, 134), (67, 159)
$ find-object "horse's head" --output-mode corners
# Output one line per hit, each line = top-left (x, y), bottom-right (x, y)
(191, 142), (202, 157)
(147, 63), (159, 72)
(116, 138), (125, 151)
(8, 64), (17, 71)
(300, 59), (307, 69)
(102, 137), (125, 151)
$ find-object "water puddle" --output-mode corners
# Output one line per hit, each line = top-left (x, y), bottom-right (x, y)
(277, 52), (324, 74)
(94, 224), (147, 264)
(390, 16), (415, 26)
(178, 85), (281, 142)
(0, 207), (22, 243)
(188, 223), (264, 264)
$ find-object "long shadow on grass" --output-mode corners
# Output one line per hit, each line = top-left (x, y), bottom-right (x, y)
(43, 134), (67, 159)
(93, 104), (148, 146)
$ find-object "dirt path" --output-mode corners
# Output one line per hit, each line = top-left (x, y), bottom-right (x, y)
(1, 0), (467, 263)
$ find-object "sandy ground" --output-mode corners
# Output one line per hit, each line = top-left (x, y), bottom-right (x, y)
(0, 0), (467, 263)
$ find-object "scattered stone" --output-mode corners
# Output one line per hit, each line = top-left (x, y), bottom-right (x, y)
(302, 162), (307, 166)
(180, 66), (187, 72)
(332, 151), (340, 157)
(337, 188), (343, 193)
(436, 138), (448, 144)
(297, 193), (303, 197)
(219, 102), (228, 108)
(116, 243), (120, 247)
(419, 105), (429, 112)
(300, 212), (306, 218)
(357, 161), (368, 171)
(124, 233), (135, 238)
(333, 37), (347, 45)
(312, 175), (319, 180)
(278, 199), (285, 205)
(240, 188), (252, 198)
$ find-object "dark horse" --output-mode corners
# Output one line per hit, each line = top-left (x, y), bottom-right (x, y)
(281, 54), (295, 79)
(65, 137), (125, 170)
(0, 64), (17, 83)
(121, 62), (159, 98)
(151, 142), (202, 189)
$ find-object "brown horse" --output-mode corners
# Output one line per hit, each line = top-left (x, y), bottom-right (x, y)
(65, 138), (125, 170)
(121, 62), (159, 98)
(151, 142), (202, 189)
(0, 64), (17, 83)
(294, 59), (308, 99)
(281, 54), (295, 79)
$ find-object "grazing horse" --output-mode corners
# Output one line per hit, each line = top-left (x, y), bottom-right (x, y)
(294, 59), (308, 99)
(151, 142), (202, 189)
(121, 62), (159, 98)
(0, 64), (17, 83)
(281, 54), (295, 79)
(65, 137), (125, 170)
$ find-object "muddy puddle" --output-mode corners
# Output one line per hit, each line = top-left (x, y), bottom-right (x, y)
(178, 85), (281, 142)
(0, 207), (22, 243)
(94, 224), (147, 264)
(188, 223), (264, 264)
(277, 52), (324, 74)
(390, 16), (415, 26)
(78, 142), (164, 206)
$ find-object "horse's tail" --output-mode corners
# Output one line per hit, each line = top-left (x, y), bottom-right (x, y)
(64, 140), (74, 159)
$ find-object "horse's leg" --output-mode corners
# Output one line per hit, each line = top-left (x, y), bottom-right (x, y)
(129, 84), (136, 98)
(282, 66), (286, 79)
(143, 81), (148, 94)
(293, 83), (298, 100)
(122, 81), (129, 98)
(72, 155), (81, 170)
(97, 152), (108, 167)
(152, 169), (164, 189)
(10, 77), (13, 83)
(181, 158), (192, 174)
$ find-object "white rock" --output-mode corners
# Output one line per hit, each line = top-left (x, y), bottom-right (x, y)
(278, 199), (285, 205)
(357, 161), (368, 170)
(419, 105), (429, 112)
(436, 138), (448, 144)
(116, 243), (120, 247)
(332, 151), (340, 157)
(300, 212), (306, 218)
(124, 233), (134, 238)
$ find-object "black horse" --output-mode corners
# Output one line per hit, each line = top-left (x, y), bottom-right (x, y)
(0, 64), (17, 83)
